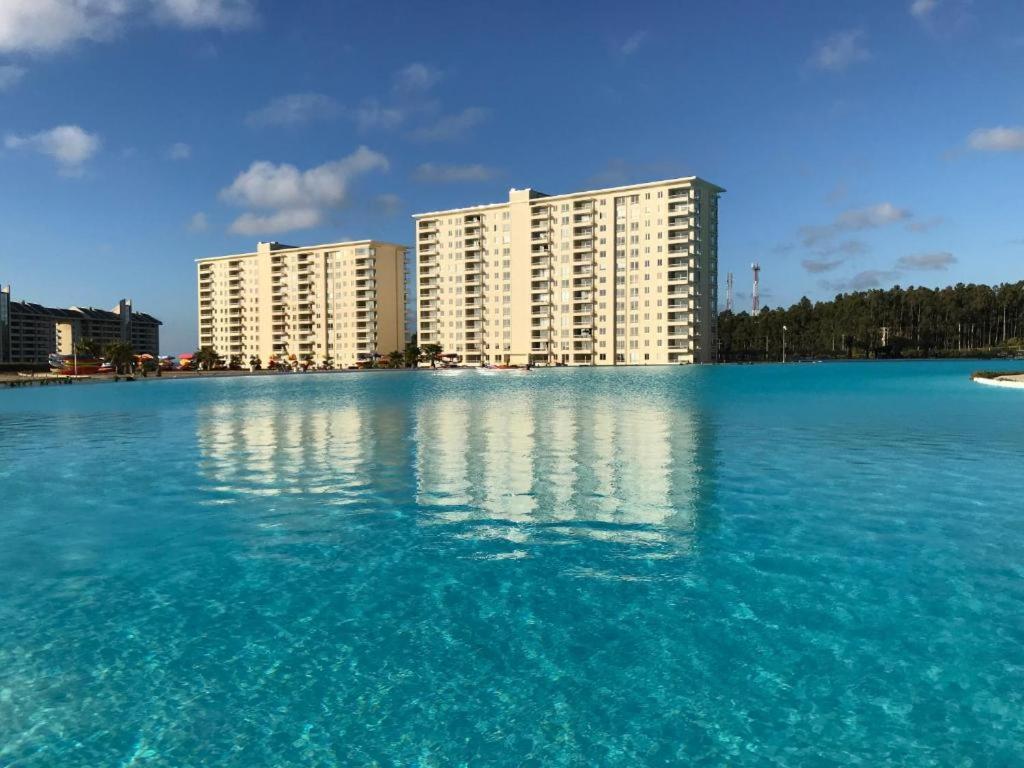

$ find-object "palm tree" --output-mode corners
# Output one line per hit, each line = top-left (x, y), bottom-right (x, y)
(420, 343), (442, 368)
(194, 346), (221, 371)
(75, 338), (102, 358)
(104, 341), (135, 374)
(403, 342), (420, 368)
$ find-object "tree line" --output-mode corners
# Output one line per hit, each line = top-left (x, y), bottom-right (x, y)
(718, 281), (1024, 361)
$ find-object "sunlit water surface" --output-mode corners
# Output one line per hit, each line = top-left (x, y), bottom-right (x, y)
(1, 362), (1023, 766)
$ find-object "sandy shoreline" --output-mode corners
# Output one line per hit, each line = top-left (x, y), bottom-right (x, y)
(973, 373), (1024, 389)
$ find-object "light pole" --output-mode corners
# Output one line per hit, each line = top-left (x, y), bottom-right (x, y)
(782, 325), (788, 363)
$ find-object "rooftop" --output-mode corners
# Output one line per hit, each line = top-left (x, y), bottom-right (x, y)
(196, 239), (409, 263)
(412, 176), (726, 219)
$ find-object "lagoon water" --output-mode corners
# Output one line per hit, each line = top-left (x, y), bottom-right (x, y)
(1, 361), (1023, 766)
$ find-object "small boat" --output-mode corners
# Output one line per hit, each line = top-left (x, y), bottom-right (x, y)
(49, 354), (102, 375)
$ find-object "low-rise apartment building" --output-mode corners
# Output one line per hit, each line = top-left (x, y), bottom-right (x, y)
(413, 176), (723, 366)
(0, 285), (161, 365)
(196, 240), (407, 367)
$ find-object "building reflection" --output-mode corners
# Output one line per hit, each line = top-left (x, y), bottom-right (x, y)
(414, 385), (714, 552)
(195, 376), (715, 557)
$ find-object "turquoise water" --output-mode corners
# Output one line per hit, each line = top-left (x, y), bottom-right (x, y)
(1, 362), (1023, 766)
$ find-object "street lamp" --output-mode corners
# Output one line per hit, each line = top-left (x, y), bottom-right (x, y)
(782, 325), (788, 363)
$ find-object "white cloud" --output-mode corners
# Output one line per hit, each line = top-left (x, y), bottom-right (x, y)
(4, 124), (100, 175)
(811, 29), (870, 72)
(168, 141), (191, 160)
(895, 251), (956, 270)
(374, 193), (401, 216)
(414, 162), (497, 183)
(221, 146), (389, 236)
(230, 209), (321, 236)
(354, 99), (406, 131)
(152, 0), (255, 29)
(801, 258), (846, 274)
(835, 202), (910, 229)
(910, 0), (938, 19)
(245, 93), (341, 127)
(0, 0), (126, 53)
(906, 215), (945, 233)
(412, 107), (489, 141)
(0, 0), (254, 55)
(0, 64), (27, 90)
(967, 126), (1024, 152)
(801, 203), (911, 246)
(187, 211), (208, 232)
(615, 31), (647, 57)
(394, 62), (442, 92)
(822, 269), (903, 293)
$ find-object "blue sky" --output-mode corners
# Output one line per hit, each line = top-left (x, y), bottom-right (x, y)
(0, 0), (1022, 354)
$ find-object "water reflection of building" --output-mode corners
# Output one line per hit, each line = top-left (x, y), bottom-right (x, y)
(413, 387), (711, 550)
(195, 388), (409, 503)
(194, 376), (714, 555)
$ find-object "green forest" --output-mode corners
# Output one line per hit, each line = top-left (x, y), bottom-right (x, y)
(717, 281), (1024, 362)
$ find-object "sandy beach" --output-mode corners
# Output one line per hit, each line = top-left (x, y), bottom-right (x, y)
(973, 373), (1024, 389)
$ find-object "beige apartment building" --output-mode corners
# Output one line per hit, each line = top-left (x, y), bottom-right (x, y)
(0, 285), (160, 366)
(413, 176), (723, 366)
(196, 240), (407, 367)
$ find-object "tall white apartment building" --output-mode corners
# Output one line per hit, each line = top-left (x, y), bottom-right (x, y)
(413, 177), (723, 366)
(197, 240), (407, 367)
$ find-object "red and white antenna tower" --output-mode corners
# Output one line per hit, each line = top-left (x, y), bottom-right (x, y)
(751, 262), (761, 314)
(726, 272), (734, 312)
